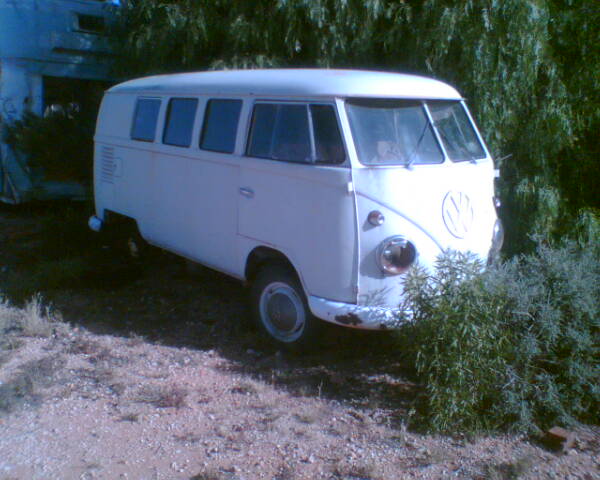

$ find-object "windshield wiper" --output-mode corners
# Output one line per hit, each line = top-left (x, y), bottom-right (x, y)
(405, 122), (429, 169)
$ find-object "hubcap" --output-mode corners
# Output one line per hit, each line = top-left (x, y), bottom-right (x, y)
(259, 282), (305, 342)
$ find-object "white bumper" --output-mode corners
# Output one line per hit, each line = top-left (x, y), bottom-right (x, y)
(308, 296), (412, 330)
(88, 215), (104, 232)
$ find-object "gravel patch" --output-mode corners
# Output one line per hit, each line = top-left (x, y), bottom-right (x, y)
(0, 328), (598, 480)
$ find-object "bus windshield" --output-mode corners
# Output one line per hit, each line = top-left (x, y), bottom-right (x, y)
(345, 98), (486, 166)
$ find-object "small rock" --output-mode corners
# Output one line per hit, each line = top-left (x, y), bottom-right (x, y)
(543, 426), (576, 452)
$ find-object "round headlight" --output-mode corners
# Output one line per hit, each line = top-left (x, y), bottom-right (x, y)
(376, 236), (417, 275)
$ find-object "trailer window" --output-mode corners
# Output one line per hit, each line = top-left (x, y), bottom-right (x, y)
(131, 98), (161, 142)
(163, 98), (198, 147)
(75, 14), (105, 34)
(200, 99), (242, 153)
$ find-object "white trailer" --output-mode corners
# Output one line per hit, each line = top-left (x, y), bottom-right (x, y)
(0, 0), (119, 204)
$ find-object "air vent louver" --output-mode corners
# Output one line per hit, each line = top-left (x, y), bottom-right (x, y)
(100, 146), (115, 183)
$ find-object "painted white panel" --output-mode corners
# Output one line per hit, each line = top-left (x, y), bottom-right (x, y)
(146, 151), (240, 276)
(238, 158), (357, 303)
(110, 70), (462, 101)
(95, 93), (137, 140)
(352, 160), (497, 307)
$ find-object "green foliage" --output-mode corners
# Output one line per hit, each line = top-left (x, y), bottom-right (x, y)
(0, 204), (147, 302)
(110, 0), (413, 73)
(399, 243), (600, 433)
(111, 0), (599, 252)
(4, 110), (94, 184)
(3, 258), (91, 302)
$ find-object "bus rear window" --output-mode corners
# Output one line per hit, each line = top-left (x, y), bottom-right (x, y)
(130, 98), (161, 142)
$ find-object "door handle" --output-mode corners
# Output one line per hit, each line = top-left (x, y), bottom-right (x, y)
(239, 187), (254, 198)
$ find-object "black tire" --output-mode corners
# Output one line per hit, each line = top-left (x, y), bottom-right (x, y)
(250, 265), (321, 349)
(125, 231), (147, 261)
(103, 218), (147, 262)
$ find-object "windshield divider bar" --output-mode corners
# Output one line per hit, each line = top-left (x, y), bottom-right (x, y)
(460, 100), (490, 162)
(422, 101), (449, 164)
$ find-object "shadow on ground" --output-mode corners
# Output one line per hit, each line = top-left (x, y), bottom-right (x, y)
(0, 202), (419, 427)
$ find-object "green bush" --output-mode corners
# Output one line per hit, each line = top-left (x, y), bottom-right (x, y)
(4, 110), (94, 184)
(398, 241), (600, 434)
(112, 1), (600, 254)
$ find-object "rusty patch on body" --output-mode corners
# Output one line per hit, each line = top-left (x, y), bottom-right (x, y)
(335, 313), (362, 326)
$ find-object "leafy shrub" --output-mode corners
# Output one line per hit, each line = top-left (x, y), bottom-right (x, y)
(3, 258), (90, 302)
(398, 241), (599, 434)
(4, 110), (94, 184)
(113, 1), (599, 255)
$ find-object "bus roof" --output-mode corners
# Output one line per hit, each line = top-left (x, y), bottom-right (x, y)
(108, 69), (462, 100)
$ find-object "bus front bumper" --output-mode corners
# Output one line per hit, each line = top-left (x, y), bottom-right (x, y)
(308, 296), (411, 330)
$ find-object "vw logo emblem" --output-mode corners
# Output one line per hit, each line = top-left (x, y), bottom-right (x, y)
(442, 191), (474, 239)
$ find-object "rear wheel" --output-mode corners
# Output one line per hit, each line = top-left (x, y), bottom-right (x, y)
(250, 265), (320, 348)
(125, 231), (147, 260)
(102, 213), (147, 262)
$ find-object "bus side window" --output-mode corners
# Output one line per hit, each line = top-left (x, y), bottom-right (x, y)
(163, 98), (198, 148)
(200, 99), (242, 153)
(247, 103), (311, 163)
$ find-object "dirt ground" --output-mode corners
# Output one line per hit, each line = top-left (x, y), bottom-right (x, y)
(0, 204), (598, 480)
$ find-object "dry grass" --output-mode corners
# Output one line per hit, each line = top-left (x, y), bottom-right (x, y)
(18, 354), (66, 387)
(0, 354), (65, 415)
(0, 294), (62, 339)
(66, 336), (102, 355)
(294, 412), (319, 425)
(0, 337), (23, 364)
(174, 432), (202, 445)
(0, 297), (23, 334)
(75, 365), (115, 385)
(483, 455), (535, 480)
(0, 375), (35, 414)
(189, 471), (232, 480)
(135, 384), (188, 409)
(21, 295), (60, 337)
(0, 295), (67, 416)
(230, 381), (258, 396)
(118, 413), (139, 423)
(333, 459), (382, 480)
(127, 333), (147, 347)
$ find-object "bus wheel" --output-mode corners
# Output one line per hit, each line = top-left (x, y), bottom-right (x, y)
(250, 265), (319, 349)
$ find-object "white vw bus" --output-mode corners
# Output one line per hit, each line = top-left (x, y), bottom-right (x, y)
(90, 69), (503, 346)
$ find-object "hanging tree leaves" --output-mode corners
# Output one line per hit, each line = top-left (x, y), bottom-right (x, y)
(110, 0), (599, 252)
